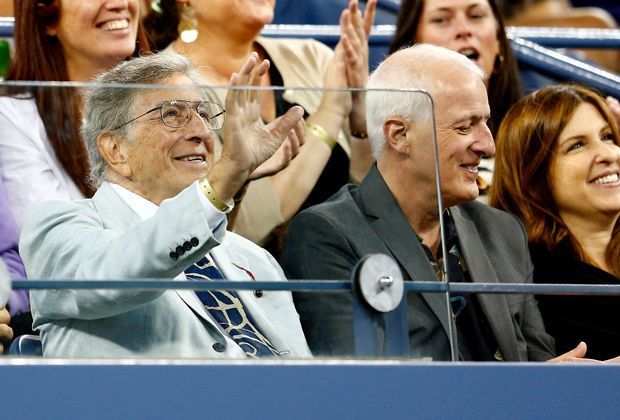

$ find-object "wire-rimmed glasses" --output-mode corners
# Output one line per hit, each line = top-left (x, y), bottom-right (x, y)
(114, 100), (226, 130)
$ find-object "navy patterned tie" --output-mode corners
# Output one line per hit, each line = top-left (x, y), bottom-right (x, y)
(185, 255), (279, 357)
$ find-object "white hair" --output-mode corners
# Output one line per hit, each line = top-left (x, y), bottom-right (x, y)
(366, 44), (484, 160)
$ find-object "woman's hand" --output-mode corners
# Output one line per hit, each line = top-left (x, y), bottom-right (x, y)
(313, 0), (377, 141)
(318, 41), (352, 121)
(340, 0), (375, 89)
(340, 0), (376, 134)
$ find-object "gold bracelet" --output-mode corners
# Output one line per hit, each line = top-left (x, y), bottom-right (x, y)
(199, 177), (231, 212)
(306, 122), (337, 150)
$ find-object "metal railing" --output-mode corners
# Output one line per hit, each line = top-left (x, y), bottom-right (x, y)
(13, 279), (620, 296)
(262, 24), (620, 49)
(2, 17), (620, 49)
(6, 19), (617, 92)
(12, 274), (620, 360)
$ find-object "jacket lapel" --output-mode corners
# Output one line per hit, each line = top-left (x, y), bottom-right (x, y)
(451, 206), (519, 361)
(209, 238), (250, 281)
(209, 237), (291, 354)
(357, 167), (453, 339)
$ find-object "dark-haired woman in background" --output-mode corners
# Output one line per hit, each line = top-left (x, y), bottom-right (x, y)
(489, 84), (620, 360)
(0, 0), (149, 228)
(0, 0), (149, 337)
(389, 0), (521, 138)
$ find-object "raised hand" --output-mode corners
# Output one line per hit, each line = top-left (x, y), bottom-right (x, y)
(318, 41), (353, 121)
(340, 0), (376, 136)
(248, 117), (305, 181)
(340, 0), (376, 90)
(210, 53), (304, 202)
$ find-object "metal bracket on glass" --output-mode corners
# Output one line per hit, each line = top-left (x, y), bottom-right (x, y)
(351, 253), (409, 358)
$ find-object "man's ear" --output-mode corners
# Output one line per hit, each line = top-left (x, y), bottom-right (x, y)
(383, 117), (411, 155)
(98, 132), (133, 178)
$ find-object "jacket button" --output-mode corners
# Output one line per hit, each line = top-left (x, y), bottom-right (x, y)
(169, 251), (178, 260)
(254, 290), (263, 298)
(190, 237), (199, 247)
(212, 343), (225, 353)
(183, 241), (192, 251)
(176, 245), (185, 256)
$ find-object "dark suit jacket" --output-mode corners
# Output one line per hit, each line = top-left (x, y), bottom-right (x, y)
(282, 166), (555, 361)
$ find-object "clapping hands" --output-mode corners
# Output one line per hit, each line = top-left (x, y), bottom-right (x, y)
(210, 53), (305, 200)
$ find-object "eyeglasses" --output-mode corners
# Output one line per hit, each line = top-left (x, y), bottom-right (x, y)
(114, 100), (226, 130)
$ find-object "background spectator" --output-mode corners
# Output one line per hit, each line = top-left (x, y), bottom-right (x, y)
(0, 175), (31, 340)
(0, 0), (149, 228)
(0, 176), (27, 315)
(490, 84), (620, 360)
(389, 0), (521, 137)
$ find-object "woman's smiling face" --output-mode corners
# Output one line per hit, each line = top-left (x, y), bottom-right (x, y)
(550, 102), (620, 223)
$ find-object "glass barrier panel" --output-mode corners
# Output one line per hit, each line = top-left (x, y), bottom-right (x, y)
(0, 79), (467, 362)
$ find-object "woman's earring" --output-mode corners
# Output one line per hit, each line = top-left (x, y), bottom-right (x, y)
(493, 53), (505, 74)
(178, 2), (198, 43)
(150, 0), (163, 14)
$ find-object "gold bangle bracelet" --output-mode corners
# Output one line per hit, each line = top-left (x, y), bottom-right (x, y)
(306, 122), (337, 150)
(199, 177), (231, 212)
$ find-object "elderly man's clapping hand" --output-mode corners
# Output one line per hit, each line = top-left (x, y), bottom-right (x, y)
(211, 52), (304, 201)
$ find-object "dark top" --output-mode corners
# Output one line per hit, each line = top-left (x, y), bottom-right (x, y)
(420, 212), (498, 361)
(531, 244), (620, 360)
(267, 52), (350, 210)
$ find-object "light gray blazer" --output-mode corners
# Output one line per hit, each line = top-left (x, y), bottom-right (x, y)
(20, 182), (310, 359)
(282, 165), (555, 361)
